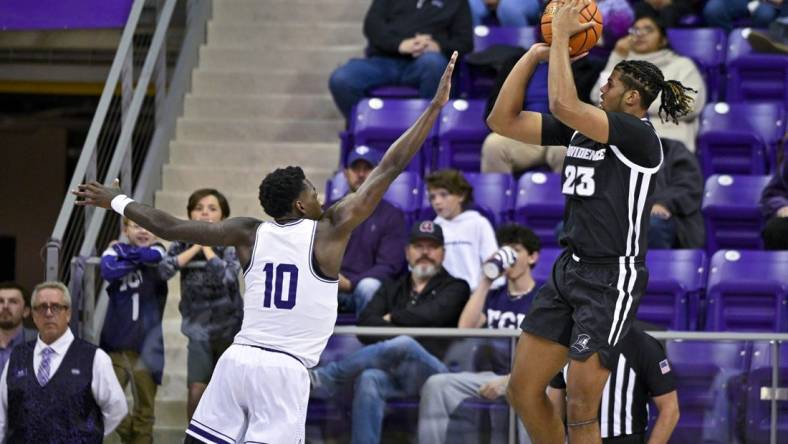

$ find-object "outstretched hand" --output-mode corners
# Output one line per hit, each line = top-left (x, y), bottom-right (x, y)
(72, 179), (122, 209)
(430, 51), (458, 107)
(552, 0), (596, 41)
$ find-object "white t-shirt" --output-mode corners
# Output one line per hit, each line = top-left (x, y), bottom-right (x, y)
(435, 210), (498, 290)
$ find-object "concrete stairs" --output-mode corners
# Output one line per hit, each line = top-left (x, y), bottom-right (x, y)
(148, 0), (370, 439)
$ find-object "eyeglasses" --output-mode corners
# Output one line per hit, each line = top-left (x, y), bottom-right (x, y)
(628, 26), (657, 37)
(32, 303), (69, 315)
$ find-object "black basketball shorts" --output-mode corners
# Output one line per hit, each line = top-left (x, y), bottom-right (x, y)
(521, 250), (648, 370)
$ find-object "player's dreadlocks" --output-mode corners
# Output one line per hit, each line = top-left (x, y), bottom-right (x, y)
(614, 59), (697, 125)
(259, 166), (306, 219)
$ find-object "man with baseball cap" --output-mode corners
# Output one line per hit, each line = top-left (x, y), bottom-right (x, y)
(310, 220), (470, 444)
(337, 145), (408, 317)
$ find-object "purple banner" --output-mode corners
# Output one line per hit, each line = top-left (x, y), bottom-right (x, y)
(0, 0), (133, 31)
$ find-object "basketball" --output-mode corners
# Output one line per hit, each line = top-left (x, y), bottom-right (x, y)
(541, 0), (604, 57)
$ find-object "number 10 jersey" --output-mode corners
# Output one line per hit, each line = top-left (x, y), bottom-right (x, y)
(235, 219), (338, 368)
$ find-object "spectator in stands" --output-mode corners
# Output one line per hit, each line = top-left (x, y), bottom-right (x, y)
(329, 0), (473, 120)
(590, 14), (706, 153)
(426, 169), (498, 290)
(648, 138), (705, 249)
(547, 324), (680, 443)
(100, 218), (168, 444)
(418, 224), (541, 444)
(0, 282), (36, 372)
(0, 282), (128, 442)
(704, 0), (783, 32)
(468, 0), (541, 27)
(310, 221), (470, 444)
(748, 12), (788, 54)
(338, 146), (407, 317)
(633, 0), (699, 27)
(760, 138), (788, 250)
(481, 133), (567, 174)
(159, 188), (242, 420)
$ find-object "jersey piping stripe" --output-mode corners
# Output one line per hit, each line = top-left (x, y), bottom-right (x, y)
(307, 221), (339, 284)
(625, 367), (636, 434)
(600, 373), (611, 437)
(613, 356), (626, 436)
(609, 170), (638, 345)
(242, 222), (264, 278)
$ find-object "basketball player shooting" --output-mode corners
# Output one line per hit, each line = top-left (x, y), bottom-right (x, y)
(73, 52), (457, 444)
(487, 1), (695, 443)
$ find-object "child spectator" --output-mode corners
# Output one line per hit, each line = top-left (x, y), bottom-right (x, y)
(158, 188), (243, 420)
(100, 219), (168, 444)
(426, 169), (498, 290)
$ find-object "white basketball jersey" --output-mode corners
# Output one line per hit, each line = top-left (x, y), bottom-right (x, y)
(234, 219), (338, 368)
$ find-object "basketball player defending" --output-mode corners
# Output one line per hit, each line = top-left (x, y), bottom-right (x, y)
(74, 53), (457, 444)
(487, 1), (695, 443)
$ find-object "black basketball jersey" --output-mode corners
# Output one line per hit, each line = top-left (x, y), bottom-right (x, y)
(542, 112), (663, 261)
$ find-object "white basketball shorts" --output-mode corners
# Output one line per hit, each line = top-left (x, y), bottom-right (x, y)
(185, 343), (309, 444)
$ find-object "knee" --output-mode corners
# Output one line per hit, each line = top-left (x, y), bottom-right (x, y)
(413, 52), (448, 75)
(496, 0), (532, 26)
(565, 390), (600, 420)
(355, 278), (382, 297)
(355, 368), (390, 397)
(506, 376), (541, 410)
(482, 133), (508, 158)
(703, 0), (726, 20)
(386, 335), (419, 354)
(329, 64), (357, 94)
(752, 5), (779, 27)
(420, 373), (450, 398)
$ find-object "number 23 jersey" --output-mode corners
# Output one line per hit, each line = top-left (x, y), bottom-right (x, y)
(235, 219), (338, 368)
(542, 112), (663, 260)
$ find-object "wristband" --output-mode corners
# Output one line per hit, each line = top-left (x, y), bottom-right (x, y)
(110, 194), (135, 216)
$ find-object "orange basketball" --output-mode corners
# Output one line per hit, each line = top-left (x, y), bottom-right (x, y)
(541, 0), (604, 57)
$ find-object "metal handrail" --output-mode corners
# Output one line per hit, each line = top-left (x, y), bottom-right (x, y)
(334, 327), (785, 444)
(45, 0), (211, 282)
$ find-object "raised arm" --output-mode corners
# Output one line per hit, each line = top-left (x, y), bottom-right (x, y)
(72, 182), (259, 250)
(326, 52), (458, 236)
(547, 0), (611, 143)
(486, 45), (548, 145)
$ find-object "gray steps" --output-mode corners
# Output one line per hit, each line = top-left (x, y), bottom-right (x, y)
(183, 94), (342, 120)
(198, 46), (362, 73)
(161, 165), (334, 197)
(192, 69), (334, 94)
(175, 117), (342, 143)
(169, 141), (340, 166)
(212, 0), (370, 24)
(207, 22), (363, 48)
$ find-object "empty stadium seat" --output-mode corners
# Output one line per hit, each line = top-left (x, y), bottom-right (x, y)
(435, 99), (489, 171)
(514, 172), (564, 247)
(667, 28), (727, 101)
(350, 98), (437, 173)
(705, 250), (788, 332)
(531, 247), (561, 285)
(701, 174), (771, 252)
(667, 340), (751, 444)
(641, 249), (707, 330)
(697, 102), (785, 175)
(726, 28), (788, 104)
(741, 342), (788, 444)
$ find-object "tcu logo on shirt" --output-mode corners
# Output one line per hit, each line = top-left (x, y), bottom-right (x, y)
(486, 309), (526, 329)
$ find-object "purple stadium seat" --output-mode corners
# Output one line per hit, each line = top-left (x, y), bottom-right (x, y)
(436, 99), (489, 171)
(641, 249), (707, 331)
(742, 342), (788, 444)
(705, 250), (788, 332)
(666, 28), (727, 101)
(701, 174), (771, 252)
(667, 340), (751, 444)
(325, 170), (422, 227)
(531, 247), (562, 285)
(350, 98), (437, 173)
(697, 102), (785, 175)
(514, 172), (564, 248)
(463, 25), (538, 97)
(384, 171), (423, 227)
(418, 172), (510, 227)
(726, 28), (788, 104)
